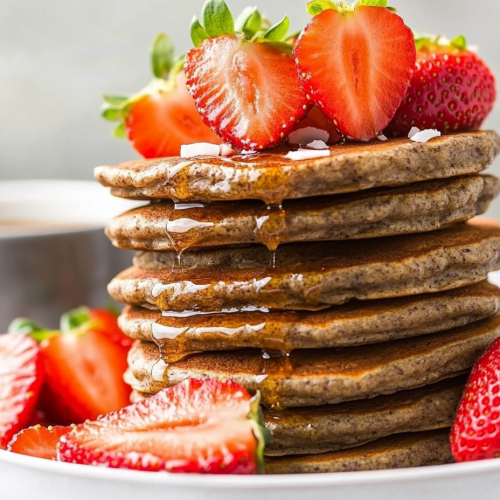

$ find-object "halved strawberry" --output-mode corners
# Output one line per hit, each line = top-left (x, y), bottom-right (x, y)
(8, 425), (72, 460)
(185, 0), (310, 150)
(294, 0), (416, 141)
(385, 34), (496, 137)
(58, 379), (269, 474)
(102, 34), (221, 158)
(39, 328), (130, 426)
(9, 310), (131, 427)
(0, 334), (44, 449)
(61, 306), (133, 349)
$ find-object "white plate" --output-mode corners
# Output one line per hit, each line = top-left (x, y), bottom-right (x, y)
(1, 449), (500, 500)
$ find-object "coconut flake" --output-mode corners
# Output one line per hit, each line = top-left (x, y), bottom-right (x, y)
(408, 127), (421, 139)
(377, 134), (388, 141)
(219, 143), (238, 156)
(285, 149), (331, 161)
(307, 140), (329, 150)
(288, 127), (329, 145)
(180, 143), (221, 158)
(410, 129), (442, 143)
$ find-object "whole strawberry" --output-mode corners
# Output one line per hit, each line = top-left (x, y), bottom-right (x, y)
(386, 34), (496, 137)
(185, 0), (310, 150)
(451, 336), (500, 462)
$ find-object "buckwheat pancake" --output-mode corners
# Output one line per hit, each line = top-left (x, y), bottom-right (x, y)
(95, 131), (500, 204)
(106, 175), (500, 251)
(264, 429), (453, 474)
(132, 376), (465, 456)
(109, 222), (500, 312)
(125, 314), (500, 408)
(119, 282), (500, 354)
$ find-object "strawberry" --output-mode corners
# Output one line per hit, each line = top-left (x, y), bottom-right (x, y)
(58, 379), (270, 474)
(9, 309), (131, 426)
(8, 425), (72, 460)
(184, 0), (310, 150)
(451, 337), (500, 462)
(385, 34), (496, 137)
(61, 306), (133, 349)
(0, 334), (44, 449)
(102, 33), (221, 158)
(294, 0), (416, 141)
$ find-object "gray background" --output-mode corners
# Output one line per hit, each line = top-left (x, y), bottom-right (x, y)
(1, 0), (500, 211)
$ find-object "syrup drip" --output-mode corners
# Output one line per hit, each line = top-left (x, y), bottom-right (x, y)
(254, 204), (287, 268)
(256, 349), (294, 411)
(151, 307), (271, 363)
(165, 202), (212, 270)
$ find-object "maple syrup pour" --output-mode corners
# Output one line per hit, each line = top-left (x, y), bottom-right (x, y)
(152, 307), (274, 363)
(164, 201), (214, 269)
(254, 204), (288, 268)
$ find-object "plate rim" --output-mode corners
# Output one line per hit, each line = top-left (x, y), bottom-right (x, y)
(2, 449), (500, 489)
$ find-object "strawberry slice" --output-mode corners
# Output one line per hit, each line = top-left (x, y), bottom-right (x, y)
(185, 1), (310, 150)
(0, 334), (44, 449)
(58, 379), (269, 474)
(40, 328), (130, 426)
(294, 0), (416, 141)
(8, 425), (71, 460)
(9, 310), (131, 427)
(102, 34), (221, 159)
(451, 336), (500, 462)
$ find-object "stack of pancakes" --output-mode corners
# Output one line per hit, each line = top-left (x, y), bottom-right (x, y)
(96, 131), (500, 474)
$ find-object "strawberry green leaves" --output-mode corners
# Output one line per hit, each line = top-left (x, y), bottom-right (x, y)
(450, 34), (467, 50)
(235, 6), (262, 38)
(413, 31), (468, 51)
(150, 33), (175, 79)
(263, 15), (290, 41)
(202, 0), (235, 38)
(191, 17), (210, 47)
(307, 0), (396, 15)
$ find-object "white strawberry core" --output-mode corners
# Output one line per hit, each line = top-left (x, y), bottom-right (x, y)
(285, 149), (331, 161)
(410, 129), (442, 143)
(307, 140), (329, 150)
(288, 127), (329, 145)
(180, 143), (221, 158)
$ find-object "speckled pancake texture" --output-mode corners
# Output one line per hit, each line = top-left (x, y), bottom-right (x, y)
(264, 429), (453, 474)
(106, 175), (500, 251)
(95, 131), (500, 203)
(118, 282), (500, 351)
(125, 315), (500, 408)
(109, 222), (500, 312)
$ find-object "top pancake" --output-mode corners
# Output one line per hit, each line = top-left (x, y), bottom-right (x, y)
(94, 131), (500, 204)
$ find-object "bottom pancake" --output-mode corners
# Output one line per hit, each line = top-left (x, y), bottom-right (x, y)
(264, 429), (453, 474)
(132, 376), (465, 456)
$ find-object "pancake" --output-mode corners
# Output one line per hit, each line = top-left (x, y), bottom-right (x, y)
(125, 314), (500, 408)
(94, 131), (500, 204)
(109, 222), (500, 311)
(118, 282), (500, 354)
(133, 376), (465, 456)
(264, 429), (453, 474)
(106, 175), (500, 251)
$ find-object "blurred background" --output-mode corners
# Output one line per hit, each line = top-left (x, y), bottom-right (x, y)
(0, 0), (499, 193)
